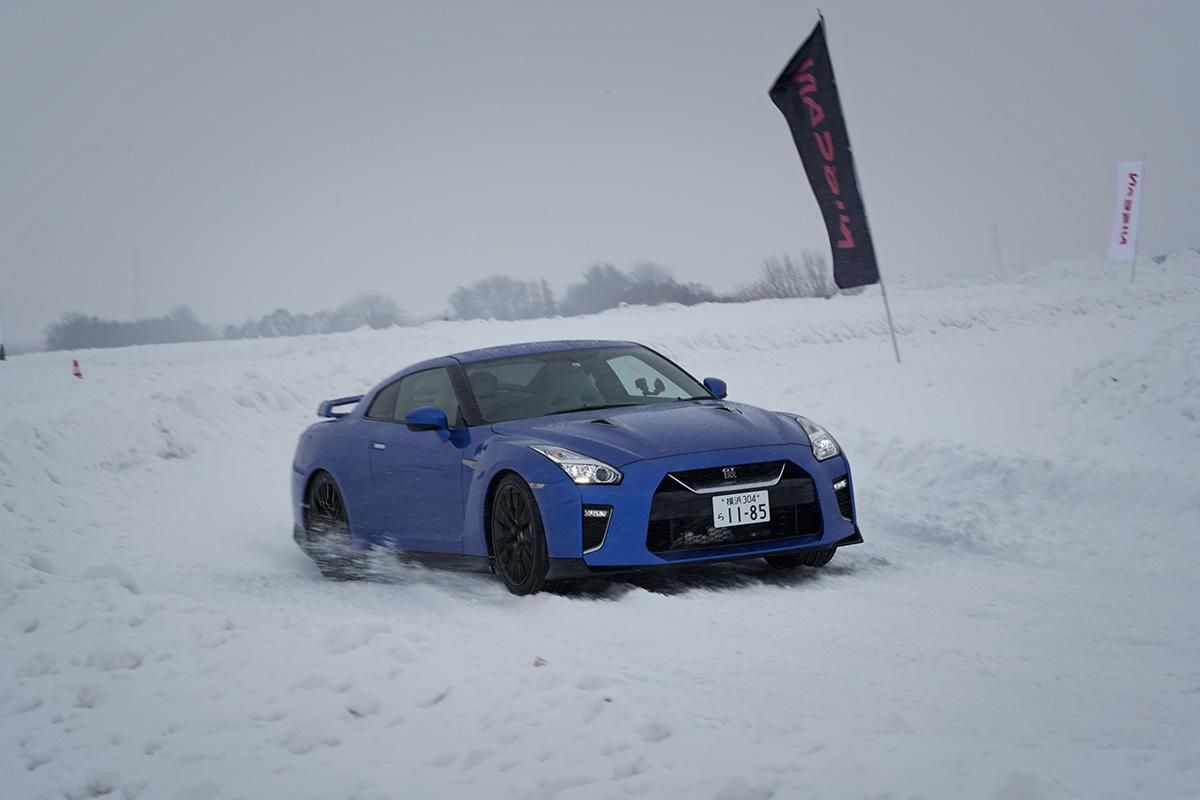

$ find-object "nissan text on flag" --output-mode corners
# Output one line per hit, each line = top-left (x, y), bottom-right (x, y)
(1108, 160), (1145, 262)
(769, 16), (901, 363)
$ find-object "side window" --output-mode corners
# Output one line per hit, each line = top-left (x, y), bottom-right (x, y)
(366, 380), (401, 420)
(392, 368), (461, 426)
(605, 354), (691, 399)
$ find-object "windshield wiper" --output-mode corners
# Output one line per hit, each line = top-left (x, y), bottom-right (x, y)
(545, 403), (642, 416)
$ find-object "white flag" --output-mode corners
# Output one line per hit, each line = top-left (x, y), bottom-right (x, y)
(1107, 160), (1144, 260)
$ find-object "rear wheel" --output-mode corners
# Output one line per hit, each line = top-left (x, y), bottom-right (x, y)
(305, 471), (362, 580)
(490, 474), (550, 595)
(764, 547), (836, 569)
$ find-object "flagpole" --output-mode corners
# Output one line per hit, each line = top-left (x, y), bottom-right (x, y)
(1131, 153), (1146, 283)
(879, 280), (901, 363)
(0, 287), (6, 361)
(820, 13), (902, 364)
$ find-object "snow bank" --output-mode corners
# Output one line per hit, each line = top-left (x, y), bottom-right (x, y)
(2, 254), (1199, 799)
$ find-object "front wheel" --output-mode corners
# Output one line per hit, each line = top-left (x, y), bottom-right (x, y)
(489, 474), (551, 595)
(764, 547), (837, 569)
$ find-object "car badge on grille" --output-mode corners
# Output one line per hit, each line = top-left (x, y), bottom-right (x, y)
(722, 467), (738, 480)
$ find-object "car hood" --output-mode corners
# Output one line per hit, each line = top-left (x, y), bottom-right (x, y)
(490, 401), (807, 466)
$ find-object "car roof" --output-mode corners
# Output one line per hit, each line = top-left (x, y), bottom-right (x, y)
(447, 339), (639, 364)
(359, 340), (645, 411)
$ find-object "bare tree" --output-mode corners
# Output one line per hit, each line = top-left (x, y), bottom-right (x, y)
(624, 262), (716, 307)
(733, 252), (836, 300)
(558, 262), (715, 315)
(628, 261), (673, 286)
(448, 276), (555, 321)
(560, 264), (629, 316)
(332, 293), (405, 330)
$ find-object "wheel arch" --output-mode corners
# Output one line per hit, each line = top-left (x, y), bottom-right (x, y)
(462, 437), (579, 559)
(299, 465), (363, 539)
(481, 468), (524, 559)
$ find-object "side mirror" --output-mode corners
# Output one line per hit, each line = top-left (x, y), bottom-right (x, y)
(703, 377), (728, 399)
(404, 405), (449, 432)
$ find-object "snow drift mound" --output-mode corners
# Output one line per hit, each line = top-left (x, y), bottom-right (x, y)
(1058, 319), (1200, 454)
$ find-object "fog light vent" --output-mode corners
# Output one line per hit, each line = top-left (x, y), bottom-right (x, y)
(833, 476), (853, 520)
(582, 505), (612, 553)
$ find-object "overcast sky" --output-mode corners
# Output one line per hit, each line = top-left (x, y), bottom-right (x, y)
(1, 0), (1196, 347)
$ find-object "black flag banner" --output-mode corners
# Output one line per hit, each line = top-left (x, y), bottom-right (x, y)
(770, 18), (879, 289)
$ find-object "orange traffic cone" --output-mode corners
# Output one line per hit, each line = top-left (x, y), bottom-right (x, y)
(72, 359), (83, 379)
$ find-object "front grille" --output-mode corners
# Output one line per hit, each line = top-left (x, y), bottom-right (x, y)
(647, 462), (821, 554)
(666, 460), (786, 493)
(834, 475), (853, 520)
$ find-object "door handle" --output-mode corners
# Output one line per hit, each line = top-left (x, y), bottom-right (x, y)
(371, 442), (387, 450)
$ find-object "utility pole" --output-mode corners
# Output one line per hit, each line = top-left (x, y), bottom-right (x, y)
(133, 249), (144, 319)
(991, 222), (1003, 272)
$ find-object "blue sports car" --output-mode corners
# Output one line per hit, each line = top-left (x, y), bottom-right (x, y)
(291, 340), (862, 594)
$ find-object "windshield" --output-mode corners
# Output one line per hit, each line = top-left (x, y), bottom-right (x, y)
(463, 345), (711, 423)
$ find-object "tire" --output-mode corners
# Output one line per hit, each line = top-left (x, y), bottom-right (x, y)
(489, 474), (551, 595)
(305, 471), (363, 580)
(764, 547), (837, 569)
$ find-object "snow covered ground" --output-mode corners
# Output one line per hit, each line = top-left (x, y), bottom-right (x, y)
(2, 254), (1199, 800)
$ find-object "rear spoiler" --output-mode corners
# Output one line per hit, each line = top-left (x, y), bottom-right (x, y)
(317, 395), (363, 419)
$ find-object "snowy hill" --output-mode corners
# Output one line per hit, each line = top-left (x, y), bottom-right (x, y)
(2, 254), (1199, 799)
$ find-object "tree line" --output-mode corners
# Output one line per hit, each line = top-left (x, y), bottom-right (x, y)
(45, 306), (214, 351)
(44, 293), (403, 351)
(43, 253), (843, 350)
(220, 293), (403, 339)
(447, 251), (842, 321)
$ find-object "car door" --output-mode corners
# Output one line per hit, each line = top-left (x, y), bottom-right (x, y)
(361, 367), (468, 554)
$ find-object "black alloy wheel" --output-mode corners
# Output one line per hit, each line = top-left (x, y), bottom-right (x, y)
(306, 471), (361, 579)
(490, 474), (550, 595)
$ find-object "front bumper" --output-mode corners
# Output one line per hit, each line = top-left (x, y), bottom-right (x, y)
(546, 526), (863, 579)
(536, 444), (861, 571)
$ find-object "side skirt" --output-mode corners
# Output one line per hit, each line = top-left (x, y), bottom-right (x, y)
(293, 524), (492, 574)
(397, 551), (493, 574)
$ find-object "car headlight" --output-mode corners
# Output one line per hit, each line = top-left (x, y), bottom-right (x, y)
(529, 445), (623, 485)
(793, 416), (840, 461)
